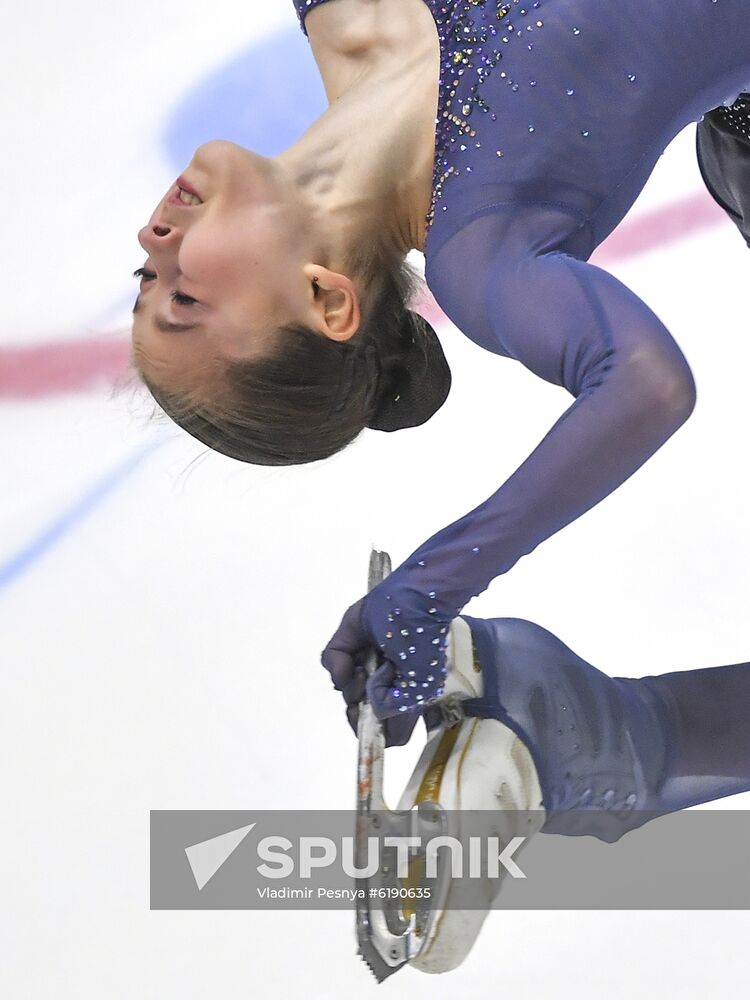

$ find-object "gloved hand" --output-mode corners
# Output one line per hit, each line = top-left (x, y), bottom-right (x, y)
(320, 597), (418, 747)
(320, 580), (457, 745)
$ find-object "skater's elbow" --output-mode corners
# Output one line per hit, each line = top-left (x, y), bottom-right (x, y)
(647, 357), (697, 426)
(622, 348), (697, 429)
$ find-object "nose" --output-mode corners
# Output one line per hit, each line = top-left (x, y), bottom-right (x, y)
(138, 222), (178, 254)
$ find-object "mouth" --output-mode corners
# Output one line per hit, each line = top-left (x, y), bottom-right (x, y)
(167, 175), (203, 206)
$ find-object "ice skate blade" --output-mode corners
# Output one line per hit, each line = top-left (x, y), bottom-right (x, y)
(358, 945), (399, 983)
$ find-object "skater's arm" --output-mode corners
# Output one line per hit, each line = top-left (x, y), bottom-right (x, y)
(385, 250), (696, 610)
(356, 250), (696, 718)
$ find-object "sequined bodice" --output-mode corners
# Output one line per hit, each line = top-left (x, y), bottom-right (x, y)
(295, 0), (554, 250)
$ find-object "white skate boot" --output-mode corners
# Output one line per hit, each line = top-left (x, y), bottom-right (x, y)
(397, 615), (546, 975)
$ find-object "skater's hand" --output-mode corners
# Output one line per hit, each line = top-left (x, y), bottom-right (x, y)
(360, 579), (454, 720)
(321, 580), (456, 735)
(320, 596), (419, 747)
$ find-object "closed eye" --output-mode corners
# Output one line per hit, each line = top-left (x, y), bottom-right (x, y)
(132, 267), (198, 306)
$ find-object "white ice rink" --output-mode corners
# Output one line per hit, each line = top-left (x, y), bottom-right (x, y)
(1, 2), (748, 996)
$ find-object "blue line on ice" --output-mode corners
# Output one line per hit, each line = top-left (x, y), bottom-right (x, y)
(0, 435), (167, 592)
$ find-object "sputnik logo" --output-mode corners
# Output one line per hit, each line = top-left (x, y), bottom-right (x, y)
(185, 823), (256, 891)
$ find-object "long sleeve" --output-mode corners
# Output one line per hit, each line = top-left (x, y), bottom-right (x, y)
(361, 233), (697, 718)
(389, 245), (697, 612)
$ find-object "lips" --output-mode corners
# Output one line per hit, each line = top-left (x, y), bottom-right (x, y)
(165, 194), (198, 208)
(176, 175), (202, 200)
(164, 175), (203, 208)
(166, 189), (199, 208)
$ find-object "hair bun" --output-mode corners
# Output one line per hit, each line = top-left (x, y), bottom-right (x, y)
(367, 311), (452, 432)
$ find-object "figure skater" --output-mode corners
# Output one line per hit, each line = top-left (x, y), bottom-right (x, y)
(130, 0), (750, 728)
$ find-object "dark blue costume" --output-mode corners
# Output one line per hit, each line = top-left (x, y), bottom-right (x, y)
(299, 1), (750, 829)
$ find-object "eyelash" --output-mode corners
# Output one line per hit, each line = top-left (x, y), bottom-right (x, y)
(132, 267), (197, 306)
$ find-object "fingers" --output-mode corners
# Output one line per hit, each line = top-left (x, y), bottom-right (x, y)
(341, 665), (367, 707)
(346, 682), (420, 747)
(321, 649), (356, 692)
(320, 598), (369, 691)
(321, 594), (423, 749)
(366, 659), (397, 711)
(346, 703), (360, 737)
(383, 712), (420, 748)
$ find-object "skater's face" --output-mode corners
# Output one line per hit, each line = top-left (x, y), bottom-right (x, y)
(131, 141), (320, 398)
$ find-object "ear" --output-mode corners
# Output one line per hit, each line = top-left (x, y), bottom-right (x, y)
(304, 264), (361, 343)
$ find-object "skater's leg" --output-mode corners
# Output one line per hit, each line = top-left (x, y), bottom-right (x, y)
(634, 662), (750, 811)
(459, 615), (750, 841)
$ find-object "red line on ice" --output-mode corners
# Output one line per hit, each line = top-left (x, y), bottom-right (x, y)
(0, 336), (132, 400)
